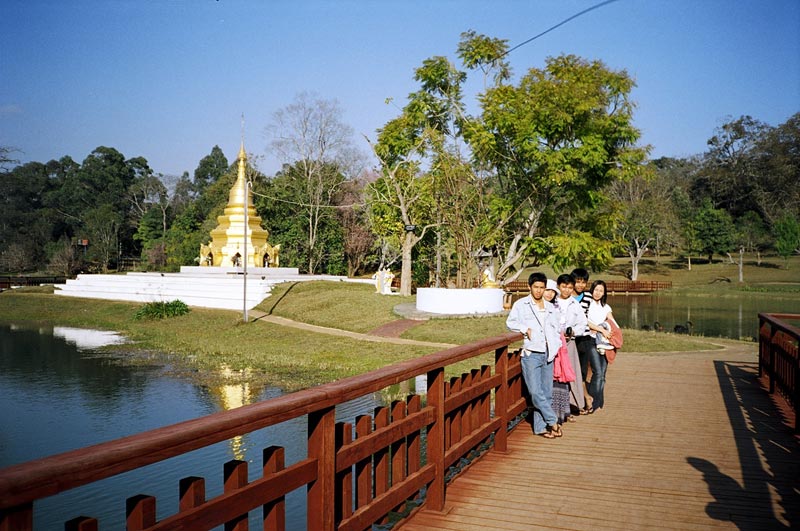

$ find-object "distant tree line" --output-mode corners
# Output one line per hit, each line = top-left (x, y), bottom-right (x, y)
(2, 33), (798, 284)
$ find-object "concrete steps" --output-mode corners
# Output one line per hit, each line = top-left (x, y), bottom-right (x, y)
(54, 268), (352, 311)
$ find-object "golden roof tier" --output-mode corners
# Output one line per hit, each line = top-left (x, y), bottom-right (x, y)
(199, 143), (280, 268)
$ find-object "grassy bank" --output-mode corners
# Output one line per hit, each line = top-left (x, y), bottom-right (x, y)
(0, 290), (434, 390)
(0, 276), (752, 390)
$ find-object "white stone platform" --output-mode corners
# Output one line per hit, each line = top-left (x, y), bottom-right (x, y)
(416, 287), (504, 315)
(55, 267), (350, 311)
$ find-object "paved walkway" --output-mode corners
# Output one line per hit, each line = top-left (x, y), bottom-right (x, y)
(247, 310), (456, 349)
(400, 343), (800, 530)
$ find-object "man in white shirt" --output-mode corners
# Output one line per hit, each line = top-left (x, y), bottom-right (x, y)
(506, 272), (563, 438)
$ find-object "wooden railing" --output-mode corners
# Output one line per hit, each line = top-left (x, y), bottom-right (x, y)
(758, 312), (800, 433)
(501, 279), (672, 294)
(0, 332), (527, 530)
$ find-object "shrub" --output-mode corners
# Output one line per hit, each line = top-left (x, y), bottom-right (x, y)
(133, 300), (191, 320)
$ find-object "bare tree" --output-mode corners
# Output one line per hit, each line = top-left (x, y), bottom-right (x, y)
(265, 92), (365, 273)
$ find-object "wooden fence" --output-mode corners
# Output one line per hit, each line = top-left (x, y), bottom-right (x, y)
(758, 312), (800, 433)
(501, 279), (671, 294)
(0, 332), (527, 530)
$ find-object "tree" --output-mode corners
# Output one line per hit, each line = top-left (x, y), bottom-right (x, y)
(751, 112), (800, 224)
(774, 214), (800, 267)
(337, 174), (375, 277)
(464, 54), (648, 281)
(607, 167), (680, 280)
(0, 161), (53, 270)
(697, 116), (767, 220)
(366, 144), (436, 295)
(735, 211), (770, 265)
(368, 54), (461, 295)
(266, 93), (363, 274)
(256, 161), (347, 274)
(693, 199), (735, 262)
(193, 145), (229, 196)
(0, 146), (19, 170)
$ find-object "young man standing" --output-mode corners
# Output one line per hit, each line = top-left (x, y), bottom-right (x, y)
(556, 273), (588, 416)
(506, 272), (563, 438)
(571, 268), (593, 414)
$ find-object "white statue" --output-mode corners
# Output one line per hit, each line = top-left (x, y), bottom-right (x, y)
(372, 268), (395, 295)
(481, 266), (499, 288)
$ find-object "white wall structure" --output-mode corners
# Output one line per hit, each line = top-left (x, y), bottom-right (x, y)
(416, 288), (504, 315)
(55, 267), (350, 311)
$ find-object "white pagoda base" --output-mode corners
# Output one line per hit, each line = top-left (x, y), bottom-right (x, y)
(55, 267), (349, 311)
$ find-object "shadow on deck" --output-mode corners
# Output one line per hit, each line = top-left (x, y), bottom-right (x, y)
(400, 347), (799, 530)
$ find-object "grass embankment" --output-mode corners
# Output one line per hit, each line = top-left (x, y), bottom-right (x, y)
(0, 289), (433, 390)
(5, 255), (795, 390)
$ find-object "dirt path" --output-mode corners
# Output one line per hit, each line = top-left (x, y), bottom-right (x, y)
(247, 310), (455, 349)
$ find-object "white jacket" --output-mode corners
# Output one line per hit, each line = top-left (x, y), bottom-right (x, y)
(506, 295), (562, 362)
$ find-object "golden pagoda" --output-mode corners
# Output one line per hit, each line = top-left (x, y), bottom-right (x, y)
(199, 143), (280, 267)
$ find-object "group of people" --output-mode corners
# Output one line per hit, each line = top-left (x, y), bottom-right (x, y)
(506, 268), (620, 439)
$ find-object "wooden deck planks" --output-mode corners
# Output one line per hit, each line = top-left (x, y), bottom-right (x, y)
(399, 346), (800, 530)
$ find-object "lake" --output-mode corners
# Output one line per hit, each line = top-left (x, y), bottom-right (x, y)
(607, 291), (797, 340)
(1, 290), (795, 528)
(0, 324), (388, 530)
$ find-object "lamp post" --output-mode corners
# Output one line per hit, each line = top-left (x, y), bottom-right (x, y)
(243, 180), (249, 323)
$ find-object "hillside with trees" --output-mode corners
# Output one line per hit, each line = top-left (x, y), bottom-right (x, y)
(1, 34), (798, 283)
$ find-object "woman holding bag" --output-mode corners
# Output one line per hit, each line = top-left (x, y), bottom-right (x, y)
(586, 279), (614, 413)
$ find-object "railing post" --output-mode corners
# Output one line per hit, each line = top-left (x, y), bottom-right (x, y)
(769, 328), (777, 394)
(178, 476), (205, 513)
(0, 503), (32, 531)
(307, 406), (336, 531)
(426, 367), (446, 512)
(126, 495), (156, 531)
(65, 516), (98, 531)
(758, 315), (766, 377)
(223, 460), (248, 531)
(263, 446), (286, 530)
(494, 346), (509, 453)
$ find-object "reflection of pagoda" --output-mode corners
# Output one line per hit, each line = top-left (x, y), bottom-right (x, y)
(210, 366), (264, 461)
(199, 143), (279, 268)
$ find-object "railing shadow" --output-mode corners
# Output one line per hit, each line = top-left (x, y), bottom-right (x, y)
(689, 360), (799, 529)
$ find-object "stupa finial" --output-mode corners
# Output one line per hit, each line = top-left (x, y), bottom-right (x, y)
(239, 113), (246, 161)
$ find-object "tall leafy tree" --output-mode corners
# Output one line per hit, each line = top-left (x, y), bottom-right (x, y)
(0, 161), (53, 270)
(464, 54), (649, 281)
(193, 145), (229, 196)
(256, 161), (347, 274)
(774, 214), (800, 267)
(693, 199), (735, 262)
(751, 112), (800, 224)
(697, 116), (767, 220)
(607, 167), (682, 280)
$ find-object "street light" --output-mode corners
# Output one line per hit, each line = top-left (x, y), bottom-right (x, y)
(243, 180), (250, 323)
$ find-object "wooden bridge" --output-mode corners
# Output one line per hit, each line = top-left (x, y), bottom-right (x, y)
(0, 314), (797, 530)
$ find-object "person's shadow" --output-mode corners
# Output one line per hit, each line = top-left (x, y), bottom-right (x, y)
(688, 361), (800, 530)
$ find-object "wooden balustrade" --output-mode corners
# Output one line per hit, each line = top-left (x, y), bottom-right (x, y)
(0, 332), (526, 531)
(501, 279), (672, 294)
(758, 312), (800, 433)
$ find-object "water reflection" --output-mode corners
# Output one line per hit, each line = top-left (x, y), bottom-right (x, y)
(608, 292), (797, 341)
(0, 324), (390, 530)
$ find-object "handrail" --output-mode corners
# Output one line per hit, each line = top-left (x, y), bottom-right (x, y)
(500, 279), (672, 293)
(758, 312), (800, 434)
(0, 331), (526, 530)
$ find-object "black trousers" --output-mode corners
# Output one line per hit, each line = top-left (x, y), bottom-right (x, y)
(575, 335), (593, 384)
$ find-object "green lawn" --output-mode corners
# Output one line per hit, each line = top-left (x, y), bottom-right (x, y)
(5, 254), (791, 391)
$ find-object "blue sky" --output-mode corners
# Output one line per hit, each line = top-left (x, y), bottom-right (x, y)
(1, 0), (798, 178)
